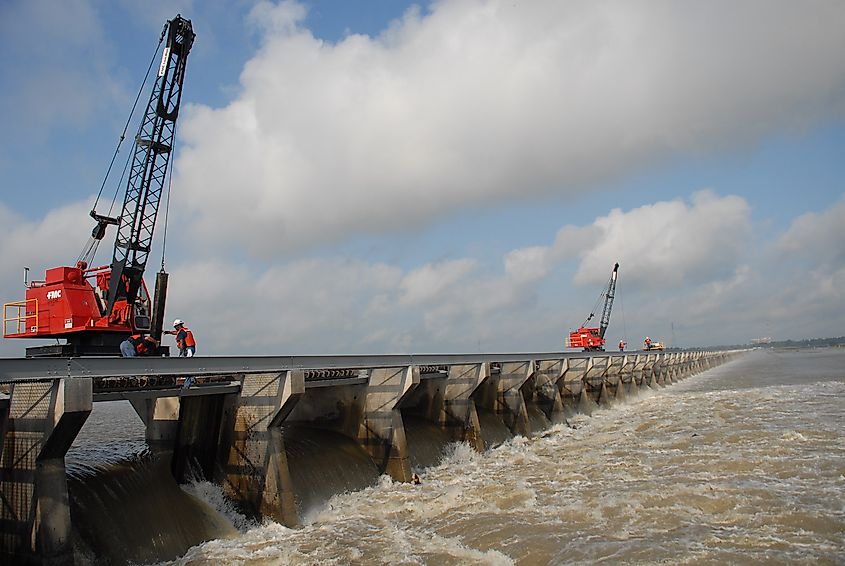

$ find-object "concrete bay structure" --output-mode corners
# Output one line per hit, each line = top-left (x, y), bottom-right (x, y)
(0, 349), (740, 565)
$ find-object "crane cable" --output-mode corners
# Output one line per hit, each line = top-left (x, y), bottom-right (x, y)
(76, 138), (135, 267)
(582, 288), (604, 327)
(159, 130), (176, 271)
(619, 292), (628, 347)
(90, 25), (166, 214)
(582, 273), (611, 328)
(78, 23), (167, 268)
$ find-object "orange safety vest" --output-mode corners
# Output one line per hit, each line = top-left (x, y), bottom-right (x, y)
(177, 328), (196, 349)
(130, 334), (153, 356)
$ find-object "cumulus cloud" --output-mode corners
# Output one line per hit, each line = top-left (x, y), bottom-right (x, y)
(174, 0), (845, 257)
(504, 246), (552, 284)
(399, 259), (477, 306)
(777, 194), (845, 265)
(2, 191), (842, 357)
(505, 191), (752, 289)
(0, 200), (94, 282)
(164, 257), (406, 354)
(162, 252), (549, 355)
(573, 191), (752, 287)
(158, 191), (766, 354)
(764, 194), (845, 337)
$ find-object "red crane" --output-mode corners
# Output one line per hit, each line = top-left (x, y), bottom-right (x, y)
(3, 15), (195, 357)
(566, 263), (619, 351)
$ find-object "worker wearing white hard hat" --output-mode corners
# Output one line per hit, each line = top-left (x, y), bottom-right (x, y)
(164, 318), (196, 357)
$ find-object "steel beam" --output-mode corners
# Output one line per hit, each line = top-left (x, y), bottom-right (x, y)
(0, 350), (730, 383)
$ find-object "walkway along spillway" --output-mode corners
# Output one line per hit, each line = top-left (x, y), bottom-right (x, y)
(0, 349), (742, 565)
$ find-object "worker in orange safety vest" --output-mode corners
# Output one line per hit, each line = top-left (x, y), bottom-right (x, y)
(120, 333), (158, 357)
(165, 319), (196, 357)
(618, 340), (626, 352)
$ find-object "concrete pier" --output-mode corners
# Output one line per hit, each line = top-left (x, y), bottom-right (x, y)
(559, 356), (591, 416)
(218, 371), (304, 525)
(531, 360), (565, 424)
(0, 378), (92, 566)
(483, 361), (534, 437)
(440, 362), (488, 450)
(356, 365), (419, 481)
(0, 349), (743, 564)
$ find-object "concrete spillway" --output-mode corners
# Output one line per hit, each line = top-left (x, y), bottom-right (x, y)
(0, 349), (741, 565)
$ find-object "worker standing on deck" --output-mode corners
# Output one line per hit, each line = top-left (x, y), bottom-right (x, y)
(120, 333), (158, 357)
(619, 340), (626, 352)
(644, 336), (651, 350)
(165, 319), (196, 357)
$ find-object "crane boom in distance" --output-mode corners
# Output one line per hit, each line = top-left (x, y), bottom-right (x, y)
(565, 262), (619, 352)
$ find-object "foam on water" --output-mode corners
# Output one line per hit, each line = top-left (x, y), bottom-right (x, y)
(155, 350), (844, 564)
(180, 480), (256, 533)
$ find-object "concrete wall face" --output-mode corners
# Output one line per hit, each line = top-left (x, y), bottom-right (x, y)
(129, 396), (181, 442)
(287, 382), (368, 435)
(619, 355), (637, 399)
(402, 377), (446, 424)
(605, 355), (624, 400)
(646, 354), (659, 387)
(559, 357), (590, 416)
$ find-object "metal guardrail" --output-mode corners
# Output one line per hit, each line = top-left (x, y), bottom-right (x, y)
(0, 350), (718, 383)
(3, 298), (37, 337)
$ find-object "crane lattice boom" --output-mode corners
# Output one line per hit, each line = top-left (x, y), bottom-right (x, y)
(566, 262), (620, 352)
(107, 15), (195, 314)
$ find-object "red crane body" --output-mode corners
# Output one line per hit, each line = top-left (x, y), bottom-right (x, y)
(5, 264), (151, 340)
(566, 327), (605, 350)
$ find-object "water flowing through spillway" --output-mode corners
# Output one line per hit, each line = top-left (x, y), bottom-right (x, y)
(282, 424), (381, 520)
(67, 450), (237, 566)
(62, 350), (845, 564)
(402, 414), (454, 470)
(64, 402), (237, 565)
(477, 408), (514, 449)
(165, 349), (844, 565)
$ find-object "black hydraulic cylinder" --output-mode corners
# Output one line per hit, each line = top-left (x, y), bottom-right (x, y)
(151, 270), (169, 343)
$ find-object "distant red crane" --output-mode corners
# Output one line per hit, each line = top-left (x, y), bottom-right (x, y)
(566, 263), (619, 352)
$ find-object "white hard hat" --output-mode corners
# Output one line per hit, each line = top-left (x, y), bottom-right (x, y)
(173, 319), (184, 327)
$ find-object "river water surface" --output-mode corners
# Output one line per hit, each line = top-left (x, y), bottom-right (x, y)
(68, 349), (845, 565)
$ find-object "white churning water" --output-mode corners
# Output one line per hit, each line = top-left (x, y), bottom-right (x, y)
(155, 349), (844, 565)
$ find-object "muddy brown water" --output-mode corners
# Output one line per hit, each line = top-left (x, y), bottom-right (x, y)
(66, 349), (845, 565)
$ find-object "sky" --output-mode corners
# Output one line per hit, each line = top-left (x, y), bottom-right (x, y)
(1, 0), (843, 357)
